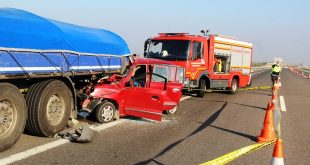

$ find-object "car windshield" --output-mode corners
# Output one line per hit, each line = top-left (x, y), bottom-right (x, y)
(146, 40), (189, 61)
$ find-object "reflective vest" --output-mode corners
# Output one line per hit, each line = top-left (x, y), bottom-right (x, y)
(272, 65), (281, 73)
(218, 60), (222, 72)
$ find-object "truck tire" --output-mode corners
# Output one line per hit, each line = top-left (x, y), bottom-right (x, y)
(229, 78), (238, 94)
(0, 83), (27, 151)
(95, 102), (115, 123)
(196, 79), (206, 98)
(26, 80), (72, 137)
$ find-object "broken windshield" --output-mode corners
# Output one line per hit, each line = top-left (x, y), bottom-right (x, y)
(146, 40), (189, 61)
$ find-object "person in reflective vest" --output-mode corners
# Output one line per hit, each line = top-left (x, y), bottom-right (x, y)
(218, 59), (222, 72)
(271, 62), (281, 85)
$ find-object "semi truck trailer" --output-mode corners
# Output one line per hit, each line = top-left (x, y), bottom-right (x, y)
(0, 8), (131, 151)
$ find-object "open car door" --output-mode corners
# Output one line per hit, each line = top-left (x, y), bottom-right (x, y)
(150, 65), (184, 111)
(122, 70), (168, 121)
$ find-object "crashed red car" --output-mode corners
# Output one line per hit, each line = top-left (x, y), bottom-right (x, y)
(79, 57), (185, 123)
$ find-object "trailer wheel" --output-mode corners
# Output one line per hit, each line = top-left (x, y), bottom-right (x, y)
(95, 102), (115, 123)
(165, 106), (178, 115)
(26, 80), (71, 137)
(0, 83), (27, 151)
(196, 79), (206, 98)
(229, 78), (238, 94)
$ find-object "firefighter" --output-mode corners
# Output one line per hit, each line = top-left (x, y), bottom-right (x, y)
(218, 58), (222, 72)
(271, 62), (281, 86)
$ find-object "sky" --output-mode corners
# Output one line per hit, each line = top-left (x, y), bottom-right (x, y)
(1, 0), (310, 65)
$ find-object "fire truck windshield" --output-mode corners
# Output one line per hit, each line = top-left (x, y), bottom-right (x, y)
(146, 40), (189, 61)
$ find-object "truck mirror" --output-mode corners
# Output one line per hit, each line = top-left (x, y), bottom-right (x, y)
(144, 38), (151, 57)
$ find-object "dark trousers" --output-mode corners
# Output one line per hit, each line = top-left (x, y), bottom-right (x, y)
(271, 74), (279, 86)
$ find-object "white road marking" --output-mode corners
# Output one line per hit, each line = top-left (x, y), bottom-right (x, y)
(0, 96), (191, 164)
(279, 96), (286, 112)
(252, 70), (268, 75)
(0, 120), (127, 165)
(0, 139), (69, 164)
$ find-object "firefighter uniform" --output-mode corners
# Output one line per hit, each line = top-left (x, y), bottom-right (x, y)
(218, 59), (222, 72)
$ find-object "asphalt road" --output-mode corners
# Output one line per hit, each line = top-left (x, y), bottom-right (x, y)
(1, 69), (310, 165)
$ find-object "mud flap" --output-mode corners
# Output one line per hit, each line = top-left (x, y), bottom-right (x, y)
(57, 124), (98, 143)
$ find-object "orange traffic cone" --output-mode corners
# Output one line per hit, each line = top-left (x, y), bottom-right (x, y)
(271, 89), (277, 100)
(271, 138), (284, 165)
(257, 102), (277, 143)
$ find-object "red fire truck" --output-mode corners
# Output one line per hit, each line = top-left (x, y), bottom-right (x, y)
(144, 32), (253, 97)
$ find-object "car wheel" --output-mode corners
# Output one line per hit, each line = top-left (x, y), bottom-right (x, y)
(165, 106), (178, 115)
(95, 102), (115, 123)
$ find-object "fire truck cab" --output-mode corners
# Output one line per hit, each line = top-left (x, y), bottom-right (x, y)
(144, 32), (253, 97)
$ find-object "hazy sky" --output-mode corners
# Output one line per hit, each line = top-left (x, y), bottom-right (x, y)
(1, 0), (309, 65)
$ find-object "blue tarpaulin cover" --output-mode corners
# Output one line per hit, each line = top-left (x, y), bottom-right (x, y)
(0, 8), (130, 55)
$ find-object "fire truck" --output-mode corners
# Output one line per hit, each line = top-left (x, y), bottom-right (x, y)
(144, 32), (253, 97)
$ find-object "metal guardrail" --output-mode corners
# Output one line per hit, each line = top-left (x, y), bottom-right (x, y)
(300, 69), (310, 73)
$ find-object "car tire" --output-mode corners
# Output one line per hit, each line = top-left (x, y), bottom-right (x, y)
(165, 106), (178, 115)
(95, 102), (115, 123)
(26, 80), (72, 137)
(0, 83), (27, 151)
(196, 79), (206, 98)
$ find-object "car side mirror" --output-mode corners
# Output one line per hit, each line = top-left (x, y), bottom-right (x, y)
(125, 77), (134, 87)
(125, 81), (131, 87)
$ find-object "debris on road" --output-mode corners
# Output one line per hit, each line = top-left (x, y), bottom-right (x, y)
(56, 124), (98, 143)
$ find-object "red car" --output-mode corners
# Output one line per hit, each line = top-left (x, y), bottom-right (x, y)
(79, 57), (184, 123)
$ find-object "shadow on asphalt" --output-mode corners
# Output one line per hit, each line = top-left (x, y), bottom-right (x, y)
(193, 99), (266, 111)
(134, 102), (228, 165)
(209, 125), (256, 141)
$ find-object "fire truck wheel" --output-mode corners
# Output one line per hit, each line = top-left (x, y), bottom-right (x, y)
(95, 102), (115, 123)
(196, 79), (206, 98)
(0, 83), (27, 151)
(229, 78), (238, 94)
(165, 106), (178, 115)
(26, 80), (72, 137)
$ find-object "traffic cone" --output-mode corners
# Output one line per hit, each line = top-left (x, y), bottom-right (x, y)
(272, 88), (278, 101)
(271, 138), (284, 165)
(257, 102), (276, 143)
